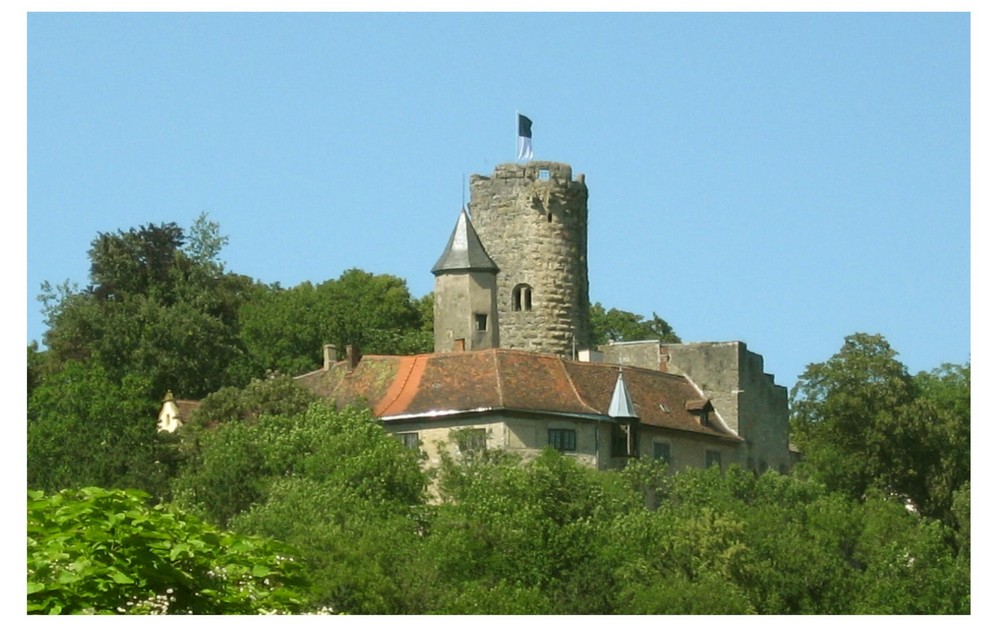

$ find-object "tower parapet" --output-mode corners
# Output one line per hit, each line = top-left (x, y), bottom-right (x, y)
(468, 161), (590, 358)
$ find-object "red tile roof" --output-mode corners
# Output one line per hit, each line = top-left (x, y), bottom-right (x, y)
(295, 349), (741, 442)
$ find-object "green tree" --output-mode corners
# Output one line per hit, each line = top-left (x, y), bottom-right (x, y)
(27, 340), (49, 398)
(425, 447), (643, 614)
(173, 401), (426, 527)
(174, 400), (428, 612)
(27, 487), (310, 615)
(616, 465), (968, 614)
(236, 269), (432, 377)
(589, 302), (680, 345)
(27, 360), (177, 498)
(38, 214), (262, 397)
(231, 478), (429, 613)
(87, 222), (186, 303)
(791, 334), (970, 525)
(906, 363), (971, 523)
(318, 268), (430, 356)
(236, 282), (327, 376)
(790, 333), (918, 502)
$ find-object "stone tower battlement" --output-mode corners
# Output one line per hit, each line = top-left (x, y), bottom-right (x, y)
(468, 161), (590, 358)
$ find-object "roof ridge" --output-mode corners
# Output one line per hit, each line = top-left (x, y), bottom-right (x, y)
(493, 349), (505, 407)
(558, 357), (599, 414)
(680, 371), (740, 438)
(374, 355), (421, 416)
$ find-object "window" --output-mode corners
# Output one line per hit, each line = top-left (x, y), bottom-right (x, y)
(705, 450), (722, 468)
(457, 428), (487, 453)
(548, 428), (576, 452)
(512, 284), (533, 312)
(538, 168), (550, 181)
(474, 313), (487, 331)
(396, 432), (419, 450)
(653, 442), (671, 464)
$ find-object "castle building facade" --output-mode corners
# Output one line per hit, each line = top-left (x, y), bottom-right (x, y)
(164, 160), (793, 476)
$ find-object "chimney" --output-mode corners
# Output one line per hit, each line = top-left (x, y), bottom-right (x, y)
(345, 344), (361, 371)
(323, 344), (338, 371)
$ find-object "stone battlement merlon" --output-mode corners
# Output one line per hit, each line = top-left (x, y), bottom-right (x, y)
(471, 161), (585, 186)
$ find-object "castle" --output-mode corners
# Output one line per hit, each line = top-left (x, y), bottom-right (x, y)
(161, 161), (793, 475)
(297, 161), (792, 474)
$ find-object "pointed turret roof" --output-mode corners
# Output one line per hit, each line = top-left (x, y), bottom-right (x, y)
(431, 210), (499, 275)
(608, 369), (638, 419)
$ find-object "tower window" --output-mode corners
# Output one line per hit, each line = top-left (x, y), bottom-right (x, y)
(512, 284), (533, 312)
(474, 313), (487, 331)
(538, 169), (550, 181)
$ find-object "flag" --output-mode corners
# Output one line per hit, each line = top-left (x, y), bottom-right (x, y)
(517, 113), (533, 160)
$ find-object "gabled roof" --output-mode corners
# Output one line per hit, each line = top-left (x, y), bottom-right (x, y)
(295, 349), (740, 442)
(430, 210), (499, 275)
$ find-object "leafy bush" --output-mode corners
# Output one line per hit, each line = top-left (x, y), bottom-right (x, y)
(27, 487), (310, 615)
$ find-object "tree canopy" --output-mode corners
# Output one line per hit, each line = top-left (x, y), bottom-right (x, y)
(589, 302), (680, 345)
(237, 268), (432, 377)
(790, 333), (970, 526)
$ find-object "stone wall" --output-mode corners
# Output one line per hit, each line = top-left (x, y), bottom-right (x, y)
(598, 340), (793, 473)
(599, 340), (668, 371)
(433, 271), (499, 353)
(664, 341), (791, 473)
(468, 161), (590, 358)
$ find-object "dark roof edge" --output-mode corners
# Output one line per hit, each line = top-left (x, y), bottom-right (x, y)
(431, 210), (499, 275)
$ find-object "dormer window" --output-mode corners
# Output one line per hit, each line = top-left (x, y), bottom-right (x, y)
(686, 399), (711, 427)
(512, 284), (533, 312)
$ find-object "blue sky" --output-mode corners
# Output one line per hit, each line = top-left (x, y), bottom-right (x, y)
(24, 10), (972, 390)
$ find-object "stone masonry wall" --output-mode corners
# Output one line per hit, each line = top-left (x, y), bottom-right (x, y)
(468, 161), (590, 358)
(665, 341), (791, 473)
(598, 340), (793, 473)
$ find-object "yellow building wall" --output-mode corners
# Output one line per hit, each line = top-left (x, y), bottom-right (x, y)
(382, 415), (740, 476)
(639, 428), (739, 472)
(382, 414), (604, 471)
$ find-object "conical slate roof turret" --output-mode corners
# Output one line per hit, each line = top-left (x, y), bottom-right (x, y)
(608, 369), (637, 419)
(431, 210), (499, 275)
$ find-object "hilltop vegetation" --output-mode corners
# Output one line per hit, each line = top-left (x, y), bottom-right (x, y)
(27, 217), (970, 614)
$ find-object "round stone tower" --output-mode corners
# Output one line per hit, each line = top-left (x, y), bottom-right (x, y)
(467, 161), (590, 358)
